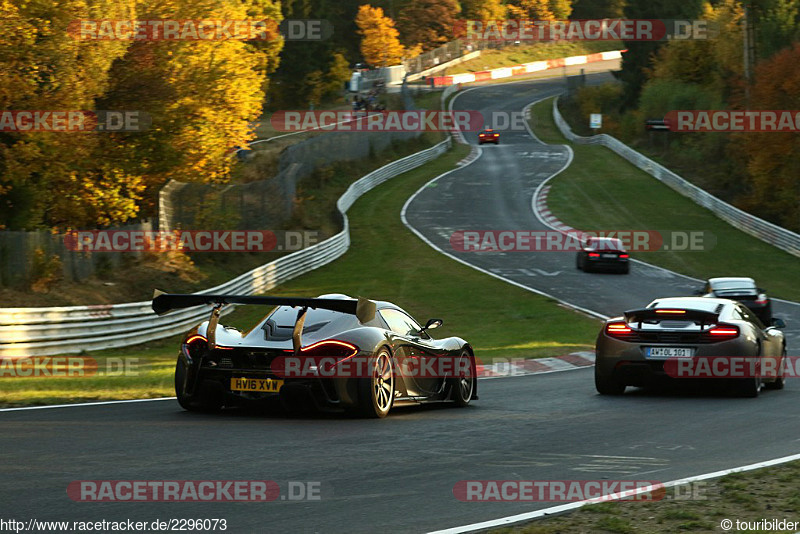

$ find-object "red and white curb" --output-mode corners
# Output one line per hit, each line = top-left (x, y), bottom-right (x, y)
(457, 144), (481, 166)
(534, 184), (582, 235)
(432, 50), (624, 87)
(478, 351), (595, 379)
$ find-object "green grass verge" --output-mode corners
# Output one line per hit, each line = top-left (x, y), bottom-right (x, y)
(492, 459), (800, 533)
(1, 141), (600, 407)
(530, 97), (800, 302)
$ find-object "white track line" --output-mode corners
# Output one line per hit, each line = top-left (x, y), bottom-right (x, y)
(426, 83), (800, 534)
(428, 452), (800, 534)
(400, 88), (608, 322)
(527, 95), (800, 310)
(0, 397), (176, 412)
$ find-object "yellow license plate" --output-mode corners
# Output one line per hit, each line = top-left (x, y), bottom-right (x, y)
(230, 377), (284, 393)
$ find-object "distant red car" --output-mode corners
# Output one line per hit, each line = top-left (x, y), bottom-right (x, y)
(478, 129), (499, 145)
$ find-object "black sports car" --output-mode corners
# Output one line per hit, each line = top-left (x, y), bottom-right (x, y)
(478, 129), (499, 144)
(697, 277), (772, 324)
(595, 296), (786, 397)
(576, 237), (630, 274)
(152, 292), (478, 418)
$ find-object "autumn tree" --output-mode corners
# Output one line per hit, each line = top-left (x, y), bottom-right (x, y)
(648, 0), (743, 97)
(269, 0), (359, 109)
(618, 0), (704, 106)
(755, 0), (800, 59)
(506, 0), (572, 20)
(570, 0), (625, 19)
(356, 4), (406, 67)
(736, 43), (800, 231)
(0, 0), (283, 229)
(397, 0), (461, 51)
(0, 0), (139, 229)
(461, 0), (507, 21)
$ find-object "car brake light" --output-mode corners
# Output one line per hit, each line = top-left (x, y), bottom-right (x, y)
(706, 324), (739, 340)
(619, 254), (629, 258)
(588, 252), (600, 257)
(184, 334), (207, 359)
(655, 309), (686, 315)
(755, 294), (768, 305)
(606, 322), (633, 338)
(479, 134), (485, 137)
(300, 340), (359, 359)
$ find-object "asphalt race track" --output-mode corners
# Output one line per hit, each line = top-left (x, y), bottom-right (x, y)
(3, 67), (800, 533)
(404, 73), (800, 348)
(3, 371), (800, 533)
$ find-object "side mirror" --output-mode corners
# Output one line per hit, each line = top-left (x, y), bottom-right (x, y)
(770, 317), (786, 329)
(420, 318), (443, 334)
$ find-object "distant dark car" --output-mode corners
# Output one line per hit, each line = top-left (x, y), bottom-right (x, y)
(478, 129), (499, 145)
(698, 277), (772, 324)
(153, 293), (478, 418)
(576, 237), (629, 274)
(595, 297), (787, 397)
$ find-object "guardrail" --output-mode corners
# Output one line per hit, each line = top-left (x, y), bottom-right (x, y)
(0, 138), (452, 357)
(552, 96), (800, 259)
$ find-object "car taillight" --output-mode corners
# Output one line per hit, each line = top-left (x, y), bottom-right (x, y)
(706, 324), (739, 340)
(300, 340), (359, 359)
(606, 322), (633, 338)
(183, 334), (207, 359)
(588, 252), (600, 257)
(299, 340), (359, 374)
(479, 134), (485, 137)
(755, 294), (768, 305)
(619, 254), (629, 258)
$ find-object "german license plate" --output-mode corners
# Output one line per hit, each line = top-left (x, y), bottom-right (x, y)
(602, 253), (617, 258)
(230, 377), (283, 392)
(646, 347), (694, 359)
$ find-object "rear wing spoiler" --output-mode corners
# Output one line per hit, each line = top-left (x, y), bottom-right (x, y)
(623, 308), (720, 328)
(152, 291), (377, 352)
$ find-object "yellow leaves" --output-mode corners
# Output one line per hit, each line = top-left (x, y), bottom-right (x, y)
(1, 0), (283, 228)
(355, 5), (406, 67)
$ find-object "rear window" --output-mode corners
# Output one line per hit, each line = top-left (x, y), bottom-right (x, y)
(587, 238), (624, 251)
(710, 279), (756, 291)
(259, 306), (357, 341)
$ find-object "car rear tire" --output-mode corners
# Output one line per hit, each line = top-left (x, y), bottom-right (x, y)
(174, 359), (223, 412)
(736, 376), (761, 397)
(621, 264), (630, 274)
(449, 351), (475, 407)
(764, 347), (786, 390)
(595, 367), (625, 395)
(357, 349), (394, 418)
